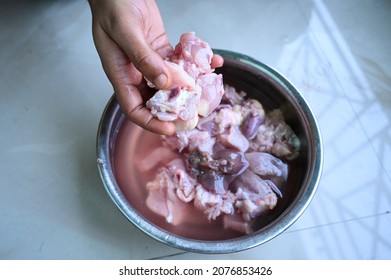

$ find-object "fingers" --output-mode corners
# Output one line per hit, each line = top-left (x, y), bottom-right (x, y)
(126, 36), (172, 89)
(89, 0), (177, 135)
(92, 24), (175, 136)
(107, 12), (173, 90)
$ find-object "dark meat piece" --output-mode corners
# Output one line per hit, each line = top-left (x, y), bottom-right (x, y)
(187, 149), (249, 194)
(242, 113), (264, 140)
(241, 99), (266, 140)
(245, 152), (287, 192)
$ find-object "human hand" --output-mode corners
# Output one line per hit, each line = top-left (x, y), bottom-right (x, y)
(88, 0), (223, 135)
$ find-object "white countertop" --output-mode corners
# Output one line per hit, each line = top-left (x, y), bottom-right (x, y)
(1, 0), (390, 259)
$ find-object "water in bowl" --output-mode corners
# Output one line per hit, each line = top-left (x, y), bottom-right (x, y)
(113, 120), (245, 240)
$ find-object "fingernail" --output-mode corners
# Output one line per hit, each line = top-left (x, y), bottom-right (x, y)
(154, 74), (171, 90)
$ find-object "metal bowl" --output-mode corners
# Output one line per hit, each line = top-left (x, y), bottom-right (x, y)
(96, 49), (323, 254)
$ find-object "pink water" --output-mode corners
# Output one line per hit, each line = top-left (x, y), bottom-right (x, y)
(113, 120), (244, 240)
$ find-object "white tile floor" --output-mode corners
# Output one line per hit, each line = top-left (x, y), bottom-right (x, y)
(0, 0), (390, 260)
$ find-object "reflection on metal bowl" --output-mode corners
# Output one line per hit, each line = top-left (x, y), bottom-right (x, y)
(96, 49), (323, 254)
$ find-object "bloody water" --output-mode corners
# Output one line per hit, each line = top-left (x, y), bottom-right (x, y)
(113, 120), (245, 240)
(112, 116), (302, 241)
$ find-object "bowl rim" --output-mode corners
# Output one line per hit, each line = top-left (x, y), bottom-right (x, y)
(96, 49), (323, 254)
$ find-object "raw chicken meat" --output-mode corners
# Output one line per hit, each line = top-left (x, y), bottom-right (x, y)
(231, 169), (278, 221)
(146, 32), (224, 131)
(139, 32), (301, 234)
(249, 109), (300, 160)
(145, 165), (187, 225)
(196, 73), (224, 117)
(223, 211), (254, 235)
(140, 84), (301, 235)
(145, 158), (196, 225)
(245, 152), (288, 193)
(193, 185), (235, 220)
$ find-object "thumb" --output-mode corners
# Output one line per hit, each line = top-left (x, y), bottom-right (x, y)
(122, 29), (172, 89)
